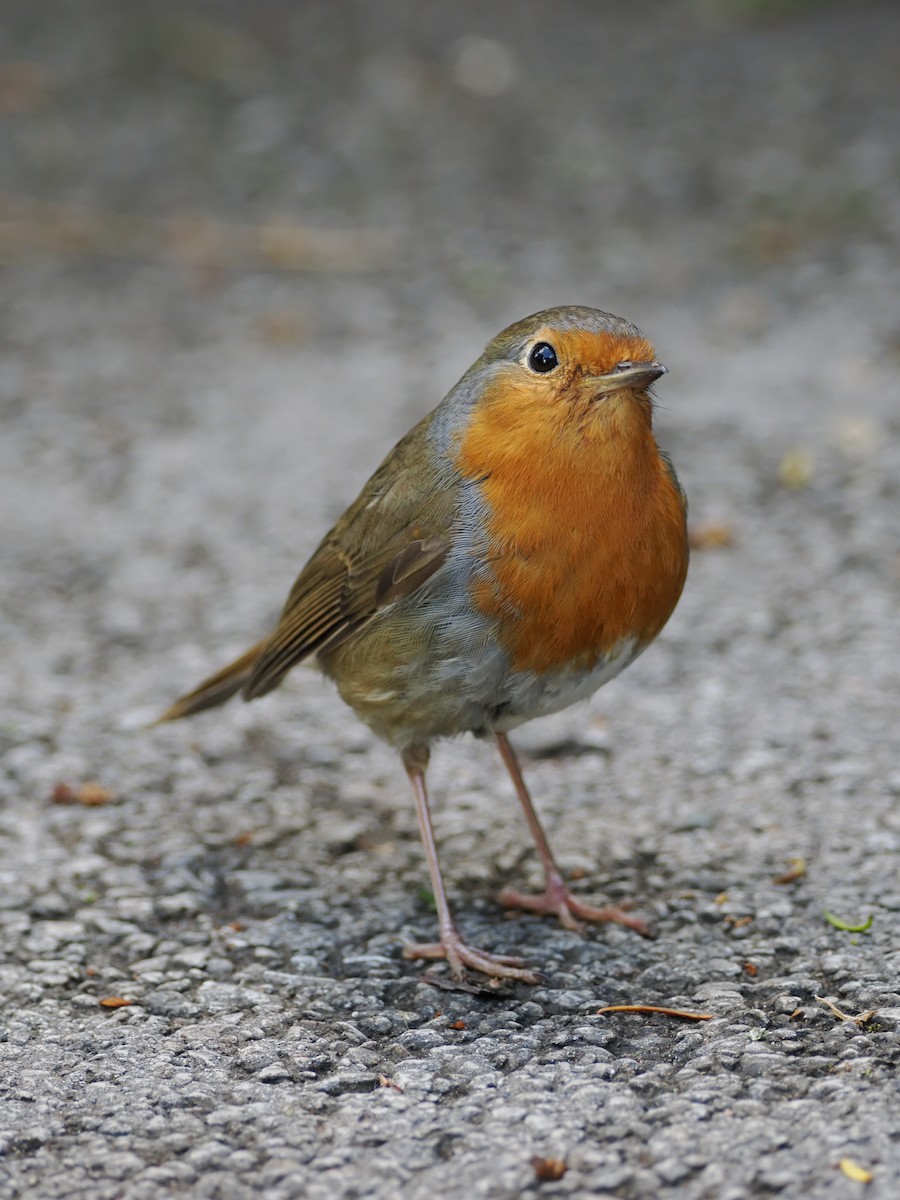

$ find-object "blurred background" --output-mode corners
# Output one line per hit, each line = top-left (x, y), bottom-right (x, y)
(1, 0), (897, 356)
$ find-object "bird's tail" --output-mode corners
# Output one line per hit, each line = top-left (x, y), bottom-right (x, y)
(157, 639), (269, 723)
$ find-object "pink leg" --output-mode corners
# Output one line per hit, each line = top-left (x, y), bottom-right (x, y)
(495, 732), (652, 938)
(401, 745), (539, 983)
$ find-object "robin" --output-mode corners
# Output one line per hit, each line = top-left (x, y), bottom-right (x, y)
(160, 306), (688, 983)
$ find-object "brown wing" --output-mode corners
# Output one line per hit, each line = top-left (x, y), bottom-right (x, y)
(241, 413), (455, 700)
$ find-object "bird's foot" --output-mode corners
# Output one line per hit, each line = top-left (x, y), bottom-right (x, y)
(403, 929), (539, 984)
(498, 873), (654, 938)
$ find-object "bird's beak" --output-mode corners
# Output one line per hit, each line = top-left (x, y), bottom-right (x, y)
(590, 360), (667, 394)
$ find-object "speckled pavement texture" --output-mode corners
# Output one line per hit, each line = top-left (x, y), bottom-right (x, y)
(1, 2), (899, 1197)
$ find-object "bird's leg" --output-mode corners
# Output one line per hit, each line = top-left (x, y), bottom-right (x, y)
(401, 744), (538, 983)
(495, 732), (652, 937)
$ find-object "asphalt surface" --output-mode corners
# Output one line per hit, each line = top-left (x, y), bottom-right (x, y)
(1, 2), (899, 1198)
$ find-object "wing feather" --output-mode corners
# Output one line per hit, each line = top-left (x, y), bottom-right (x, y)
(242, 414), (456, 700)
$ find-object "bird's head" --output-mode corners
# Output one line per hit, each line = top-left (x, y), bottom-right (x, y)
(474, 306), (666, 430)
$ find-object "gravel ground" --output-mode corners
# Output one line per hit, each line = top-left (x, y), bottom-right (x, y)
(1, 2), (899, 1198)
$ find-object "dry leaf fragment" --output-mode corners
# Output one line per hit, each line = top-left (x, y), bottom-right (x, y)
(78, 782), (113, 807)
(596, 1004), (712, 1021)
(774, 857), (806, 884)
(531, 1156), (568, 1182)
(779, 448), (814, 490)
(689, 521), (735, 550)
(838, 1158), (873, 1184)
(724, 915), (753, 929)
(98, 996), (134, 1009)
(816, 996), (879, 1027)
(50, 781), (112, 806)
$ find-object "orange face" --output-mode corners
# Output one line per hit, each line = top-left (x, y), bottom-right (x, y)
(462, 324), (665, 451)
(515, 325), (658, 397)
(453, 325), (687, 674)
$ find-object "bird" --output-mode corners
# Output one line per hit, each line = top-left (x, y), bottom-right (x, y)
(159, 306), (689, 984)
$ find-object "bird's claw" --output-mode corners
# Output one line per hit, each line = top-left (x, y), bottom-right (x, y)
(403, 932), (539, 984)
(498, 878), (654, 938)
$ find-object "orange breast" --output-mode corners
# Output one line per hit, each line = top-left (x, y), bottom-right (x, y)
(454, 381), (688, 674)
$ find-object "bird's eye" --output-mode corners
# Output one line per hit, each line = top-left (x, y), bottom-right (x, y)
(527, 342), (558, 373)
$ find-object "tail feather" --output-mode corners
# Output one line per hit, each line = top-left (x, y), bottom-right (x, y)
(157, 639), (269, 722)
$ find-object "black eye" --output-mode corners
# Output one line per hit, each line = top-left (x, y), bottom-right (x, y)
(527, 342), (558, 373)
